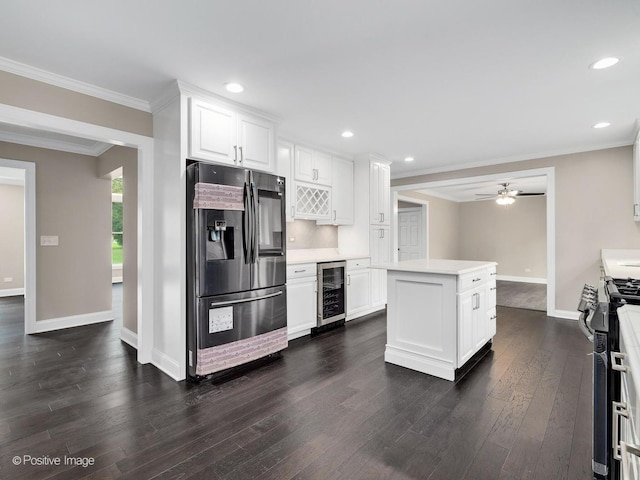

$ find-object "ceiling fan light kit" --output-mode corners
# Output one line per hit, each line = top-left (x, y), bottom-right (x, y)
(496, 195), (515, 206)
(475, 182), (545, 206)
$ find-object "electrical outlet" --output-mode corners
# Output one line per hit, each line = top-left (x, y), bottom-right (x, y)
(289, 237), (295, 242)
(40, 235), (59, 246)
(3, 277), (12, 283)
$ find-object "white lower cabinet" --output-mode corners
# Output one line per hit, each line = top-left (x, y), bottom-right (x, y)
(370, 226), (390, 308)
(286, 264), (317, 340)
(346, 258), (371, 319)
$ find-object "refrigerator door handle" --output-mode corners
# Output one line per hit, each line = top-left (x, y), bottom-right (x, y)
(243, 183), (251, 263)
(208, 290), (283, 308)
(250, 172), (258, 264)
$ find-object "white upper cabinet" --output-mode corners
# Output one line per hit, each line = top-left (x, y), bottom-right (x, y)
(276, 141), (295, 222)
(317, 155), (354, 226)
(294, 145), (332, 186)
(369, 161), (391, 225)
(189, 98), (275, 172)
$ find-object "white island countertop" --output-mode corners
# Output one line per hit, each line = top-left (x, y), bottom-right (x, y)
(602, 249), (640, 279)
(371, 258), (497, 275)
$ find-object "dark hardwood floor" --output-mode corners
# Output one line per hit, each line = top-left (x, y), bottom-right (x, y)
(0, 293), (592, 479)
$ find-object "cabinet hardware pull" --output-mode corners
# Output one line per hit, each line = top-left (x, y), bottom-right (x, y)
(333, 210), (337, 221)
(294, 269), (306, 273)
(472, 277), (482, 282)
(490, 287), (497, 291)
(379, 212), (383, 223)
(381, 213), (385, 223)
(635, 204), (640, 217)
(379, 229), (383, 239)
(613, 401), (629, 461)
(490, 315), (497, 320)
(621, 442), (640, 479)
(381, 229), (385, 239)
(233, 145), (238, 162)
(291, 206), (295, 218)
(612, 351), (629, 373)
(239, 146), (244, 164)
(490, 272), (496, 276)
(348, 275), (351, 286)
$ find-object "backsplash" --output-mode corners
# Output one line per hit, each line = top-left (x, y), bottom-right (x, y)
(286, 220), (338, 250)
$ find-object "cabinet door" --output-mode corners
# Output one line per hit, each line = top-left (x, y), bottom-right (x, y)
(294, 146), (315, 183)
(314, 151), (333, 186)
(458, 290), (476, 366)
(277, 141), (295, 222)
(330, 156), (354, 225)
(634, 138), (640, 221)
(474, 288), (487, 349)
(380, 163), (391, 225)
(237, 113), (274, 172)
(189, 99), (237, 164)
(347, 269), (370, 316)
(287, 278), (317, 339)
(369, 162), (382, 224)
(370, 226), (390, 307)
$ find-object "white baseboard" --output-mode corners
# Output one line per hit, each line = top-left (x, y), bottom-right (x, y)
(496, 275), (547, 284)
(120, 327), (138, 349)
(0, 288), (25, 297)
(151, 348), (184, 381)
(33, 310), (114, 333)
(552, 309), (580, 320)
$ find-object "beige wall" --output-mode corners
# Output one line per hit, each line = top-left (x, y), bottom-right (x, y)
(286, 220), (338, 250)
(458, 196), (546, 278)
(0, 184), (25, 291)
(393, 146), (640, 312)
(0, 71), (152, 137)
(97, 146), (138, 333)
(0, 142), (112, 320)
(400, 191), (460, 260)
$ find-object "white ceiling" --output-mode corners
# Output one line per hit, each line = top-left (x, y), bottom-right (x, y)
(0, 1), (638, 176)
(412, 175), (547, 202)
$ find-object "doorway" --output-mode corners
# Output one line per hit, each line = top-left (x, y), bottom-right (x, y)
(398, 207), (424, 260)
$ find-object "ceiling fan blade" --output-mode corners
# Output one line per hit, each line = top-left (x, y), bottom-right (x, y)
(516, 192), (545, 196)
(474, 193), (497, 196)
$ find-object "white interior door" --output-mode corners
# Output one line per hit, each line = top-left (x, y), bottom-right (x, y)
(398, 208), (423, 260)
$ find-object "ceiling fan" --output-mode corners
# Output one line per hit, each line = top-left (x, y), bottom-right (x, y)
(475, 183), (545, 205)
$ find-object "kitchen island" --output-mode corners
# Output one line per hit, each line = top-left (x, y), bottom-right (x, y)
(371, 259), (498, 381)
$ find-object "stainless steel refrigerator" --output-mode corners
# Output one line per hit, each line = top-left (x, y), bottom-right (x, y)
(186, 160), (287, 379)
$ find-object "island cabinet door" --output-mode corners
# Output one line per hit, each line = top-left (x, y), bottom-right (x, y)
(458, 291), (476, 366)
(474, 288), (487, 350)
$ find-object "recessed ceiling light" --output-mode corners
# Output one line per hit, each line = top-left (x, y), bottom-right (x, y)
(404, 157), (414, 162)
(225, 82), (244, 93)
(593, 122), (611, 129)
(341, 131), (354, 138)
(590, 57), (620, 70)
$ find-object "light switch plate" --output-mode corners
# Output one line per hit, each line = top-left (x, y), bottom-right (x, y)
(3, 277), (12, 283)
(40, 235), (59, 246)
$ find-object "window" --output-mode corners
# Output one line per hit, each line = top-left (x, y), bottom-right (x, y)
(112, 177), (123, 265)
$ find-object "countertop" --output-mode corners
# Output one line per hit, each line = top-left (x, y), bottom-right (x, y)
(286, 248), (369, 265)
(370, 258), (497, 275)
(602, 249), (640, 279)
(617, 304), (640, 399)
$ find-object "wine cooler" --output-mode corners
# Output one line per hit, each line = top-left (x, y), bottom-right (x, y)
(317, 261), (347, 327)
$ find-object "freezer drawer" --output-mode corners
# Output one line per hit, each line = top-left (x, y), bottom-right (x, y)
(188, 285), (287, 378)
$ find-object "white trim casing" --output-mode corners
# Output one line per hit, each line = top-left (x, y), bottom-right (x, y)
(32, 310), (113, 334)
(496, 275), (547, 284)
(0, 103), (154, 366)
(120, 327), (138, 349)
(0, 288), (25, 297)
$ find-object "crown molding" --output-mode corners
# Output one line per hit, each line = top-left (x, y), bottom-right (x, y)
(0, 56), (151, 112)
(390, 140), (633, 180)
(0, 129), (112, 157)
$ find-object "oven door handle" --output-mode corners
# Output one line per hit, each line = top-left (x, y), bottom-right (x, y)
(578, 311), (594, 343)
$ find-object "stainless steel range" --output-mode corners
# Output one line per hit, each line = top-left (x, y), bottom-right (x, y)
(579, 276), (640, 480)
